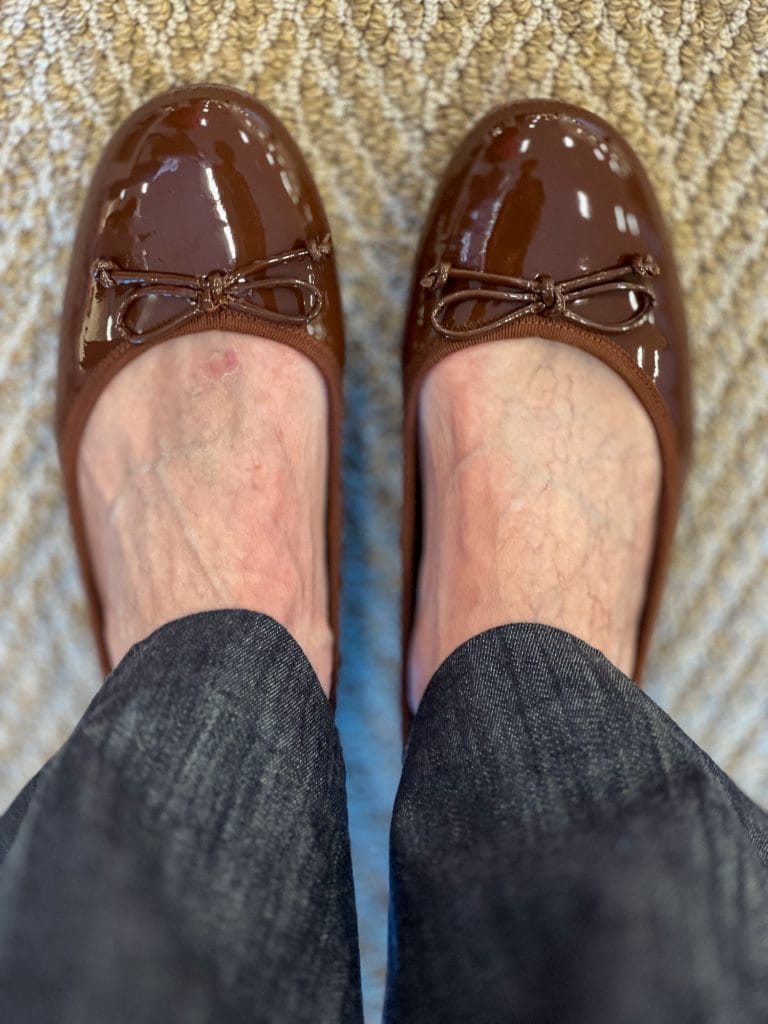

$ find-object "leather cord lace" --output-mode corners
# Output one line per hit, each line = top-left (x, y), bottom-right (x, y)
(420, 253), (660, 339)
(92, 236), (332, 344)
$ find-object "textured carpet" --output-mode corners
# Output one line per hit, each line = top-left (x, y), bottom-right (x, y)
(1, 1), (767, 1019)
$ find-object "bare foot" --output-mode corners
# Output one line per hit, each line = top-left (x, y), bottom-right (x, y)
(407, 337), (662, 710)
(77, 330), (333, 694)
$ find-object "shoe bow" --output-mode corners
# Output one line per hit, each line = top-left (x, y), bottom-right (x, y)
(91, 237), (332, 344)
(421, 253), (662, 340)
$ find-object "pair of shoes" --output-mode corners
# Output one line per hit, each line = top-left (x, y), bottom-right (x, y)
(56, 87), (692, 728)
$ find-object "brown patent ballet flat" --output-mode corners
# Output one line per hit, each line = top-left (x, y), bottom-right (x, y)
(56, 84), (345, 703)
(401, 100), (693, 742)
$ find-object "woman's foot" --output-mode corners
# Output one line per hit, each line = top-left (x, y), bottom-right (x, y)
(407, 337), (662, 710)
(77, 330), (333, 694)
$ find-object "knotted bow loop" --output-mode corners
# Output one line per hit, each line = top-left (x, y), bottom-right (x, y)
(420, 253), (661, 340)
(92, 237), (332, 344)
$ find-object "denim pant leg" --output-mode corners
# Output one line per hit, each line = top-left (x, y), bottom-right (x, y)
(0, 609), (363, 1024)
(386, 623), (768, 1024)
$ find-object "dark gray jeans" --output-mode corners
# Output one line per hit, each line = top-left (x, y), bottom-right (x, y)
(0, 611), (766, 1023)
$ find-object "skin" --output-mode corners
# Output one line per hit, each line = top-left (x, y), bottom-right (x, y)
(78, 331), (660, 707)
(77, 330), (333, 693)
(407, 337), (661, 708)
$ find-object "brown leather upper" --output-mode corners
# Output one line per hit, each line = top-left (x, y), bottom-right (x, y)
(403, 101), (691, 456)
(56, 84), (344, 695)
(401, 100), (694, 735)
(57, 84), (343, 434)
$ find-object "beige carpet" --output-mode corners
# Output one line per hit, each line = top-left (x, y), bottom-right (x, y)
(1, 0), (767, 1016)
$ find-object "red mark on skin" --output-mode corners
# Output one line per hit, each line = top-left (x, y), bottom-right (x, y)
(188, 348), (241, 396)
(203, 349), (239, 381)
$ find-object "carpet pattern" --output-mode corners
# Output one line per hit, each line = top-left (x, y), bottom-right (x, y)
(1, 1), (767, 1018)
